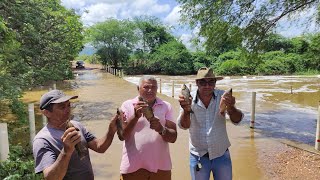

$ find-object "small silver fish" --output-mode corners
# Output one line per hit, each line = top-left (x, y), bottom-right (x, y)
(65, 120), (88, 160)
(181, 84), (193, 113)
(181, 84), (191, 101)
(219, 88), (232, 115)
(116, 108), (124, 141)
(138, 96), (154, 120)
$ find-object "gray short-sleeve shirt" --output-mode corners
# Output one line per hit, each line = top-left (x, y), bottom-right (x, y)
(33, 120), (95, 180)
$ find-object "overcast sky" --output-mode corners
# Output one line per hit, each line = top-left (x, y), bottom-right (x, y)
(61, 0), (318, 50)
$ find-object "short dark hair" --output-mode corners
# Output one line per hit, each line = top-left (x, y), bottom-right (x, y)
(43, 103), (54, 112)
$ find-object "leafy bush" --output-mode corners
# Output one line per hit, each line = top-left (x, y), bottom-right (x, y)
(0, 145), (42, 180)
(191, 51), (214, 72)
(216, 59), (245, 75)
(259, 51), (305, 74)
(217, 50), (241, 62)
(256, 59), (288, 75)
(150, 40), (193, 75)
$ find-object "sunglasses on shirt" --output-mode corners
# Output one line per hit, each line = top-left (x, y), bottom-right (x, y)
(197, 79), (216, 86)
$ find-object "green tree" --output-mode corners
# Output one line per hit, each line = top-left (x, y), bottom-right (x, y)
(133, 16), (175, 54)
(86, 19), (136, 68)
(129, 16), (175, 69)
(191, 51), (214, 72)
(259, 51), (304, 74)
(133, 16), (174, 53)
(261, 34), (292, 53)
(150, 40), (193, 75)
(0, 0), (84, 123)
(287, 37), (309, 54)
(217, 60), (245, 75)
(304, 33), (320, 71)
(178, 0), (320, 51)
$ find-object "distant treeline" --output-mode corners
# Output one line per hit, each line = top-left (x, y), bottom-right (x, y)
(82, 18), (319, 76)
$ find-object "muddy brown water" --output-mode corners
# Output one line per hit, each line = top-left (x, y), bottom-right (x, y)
(125, 74), (320, 146)
(7, 66), (318, 179)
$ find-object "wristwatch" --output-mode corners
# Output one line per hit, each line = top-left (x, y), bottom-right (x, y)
(160, 126), (167, 136)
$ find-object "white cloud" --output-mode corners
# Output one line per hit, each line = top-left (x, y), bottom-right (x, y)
(61, 0), (87, 9)
(61, 0), (126, 9)
(164, 5), (181, 26)
(179, 33), (195, 50)
(81, 3), (122, 26)
(62, 0), (171, 25)
(276, 6), (319, 37)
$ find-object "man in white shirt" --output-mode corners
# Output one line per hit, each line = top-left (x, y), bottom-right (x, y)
(177, 67), (243, 180)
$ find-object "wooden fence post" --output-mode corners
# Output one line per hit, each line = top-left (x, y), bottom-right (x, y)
(315, 101), (320, 150)
(28, 103), (36, 146)
(250, 92), (256, 128)
(159, 79), (162, 94)
(0, 123), (9, 161)
(171, 81), (175, 98)
(42, 114), (47, 127)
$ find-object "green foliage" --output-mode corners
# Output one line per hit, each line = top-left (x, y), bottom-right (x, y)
(1, 0), (84, 85)
(304, 33), (320, 71)
(261, 34), (292, 53)
(191, 51), (214, 72)
(86, 19), (136, 68)
(217, 50), (242, 62)
(150, 40), (193, 75)
(259, 51), (305, 74)
(256, 60), (289, 75)
(9, 99), (27, 124)
(216, 60), (245, 75)
(0, 0), (84, 123)
(0, 145), (43, 180)
(287, 37), (309, 54)
(214, 50), (246, 72)
(178, 0), (320, 52)
(133, 16), (174, 54)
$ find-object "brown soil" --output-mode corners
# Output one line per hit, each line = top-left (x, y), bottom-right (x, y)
(261, 145), (320, 180)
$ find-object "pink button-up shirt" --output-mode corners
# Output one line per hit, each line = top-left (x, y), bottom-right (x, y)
(120, 96), (174, 174)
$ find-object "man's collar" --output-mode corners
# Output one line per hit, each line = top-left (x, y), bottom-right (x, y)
(194, 90), (216, 103)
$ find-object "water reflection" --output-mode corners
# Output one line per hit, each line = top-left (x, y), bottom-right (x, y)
(124, 75), (320, 145)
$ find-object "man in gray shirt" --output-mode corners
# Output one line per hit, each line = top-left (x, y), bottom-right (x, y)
(33, 90), (118, 180)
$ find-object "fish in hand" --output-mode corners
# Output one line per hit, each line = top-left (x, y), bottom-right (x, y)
(181, 84), (191, 101)
(138, 96), (154, 120)
(65, 120), (88, 160)
(116, 108), (124, 141)
(219, 88), (232, 115)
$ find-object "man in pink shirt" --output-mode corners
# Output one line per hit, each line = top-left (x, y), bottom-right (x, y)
(119, 75), (177, 180)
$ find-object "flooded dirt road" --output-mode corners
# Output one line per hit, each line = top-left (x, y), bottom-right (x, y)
(21, 66), (320, 179)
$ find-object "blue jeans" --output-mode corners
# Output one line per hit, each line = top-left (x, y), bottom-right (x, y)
(189, 150), (232, 180)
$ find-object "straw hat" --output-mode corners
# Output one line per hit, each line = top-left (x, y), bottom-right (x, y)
(196, 67), (223, 80)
